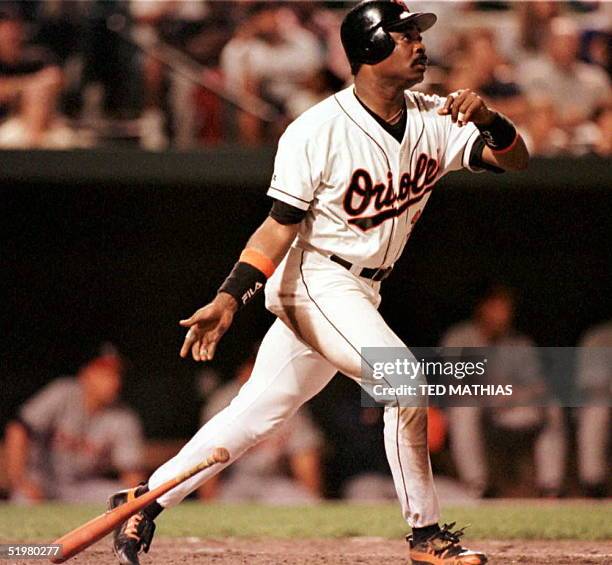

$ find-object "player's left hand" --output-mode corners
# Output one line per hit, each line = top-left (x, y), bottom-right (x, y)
(179, 293), (238, 362)
(437, 89), (496, 127)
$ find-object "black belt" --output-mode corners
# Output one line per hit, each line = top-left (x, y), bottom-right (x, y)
(330, 254), (393, 282)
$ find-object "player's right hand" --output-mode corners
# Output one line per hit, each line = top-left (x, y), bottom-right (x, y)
(437, 89), (495, 127)
(179, 293), (238, 362)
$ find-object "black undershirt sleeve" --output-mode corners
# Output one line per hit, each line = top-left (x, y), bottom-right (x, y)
(469, 135), (505, 174)
(269, 199), (308, 225)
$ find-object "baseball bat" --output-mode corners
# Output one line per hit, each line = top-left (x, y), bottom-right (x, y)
(49, 447), (230, 563)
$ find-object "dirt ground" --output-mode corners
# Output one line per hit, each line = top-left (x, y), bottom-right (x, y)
(11, 537), (612, 565)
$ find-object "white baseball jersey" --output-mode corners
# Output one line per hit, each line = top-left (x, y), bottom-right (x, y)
(268, 85), (482, 269)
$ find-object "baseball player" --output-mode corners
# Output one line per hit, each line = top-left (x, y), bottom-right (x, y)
(5, 350), (145, 503)
(109, 2), (529, 564)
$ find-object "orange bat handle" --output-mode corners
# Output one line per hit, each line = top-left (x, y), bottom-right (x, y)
(49, 447), (229, 563)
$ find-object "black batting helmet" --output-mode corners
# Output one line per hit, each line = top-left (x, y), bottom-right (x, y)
(341, 1), (436, 71)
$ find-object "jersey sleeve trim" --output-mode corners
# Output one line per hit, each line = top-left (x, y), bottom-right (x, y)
(462, 128), (485, 173)
(267, 186), (312, 211)
(269, 199), (308, 224)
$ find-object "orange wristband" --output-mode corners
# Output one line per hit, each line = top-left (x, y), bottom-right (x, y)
(240, 248), (276, 279)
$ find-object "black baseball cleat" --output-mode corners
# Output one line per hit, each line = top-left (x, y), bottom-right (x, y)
(408, 522), (487, 564)
(108, 487), (156, 565)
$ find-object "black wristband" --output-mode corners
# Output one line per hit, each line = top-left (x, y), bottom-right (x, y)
(218, 262), (267, 307)
(476, 113), (517, 152)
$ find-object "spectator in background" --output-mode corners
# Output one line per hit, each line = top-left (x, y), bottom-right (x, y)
(576, 321), (611, 498)
(4, 348), (145, 503)
(0, 6), (73, 148)
(198, 350), (323, 503)
(20, 1), (141, 129)
(185, 3), (236, 146)
(516, 1), (560, 56)
(440, 285), (566, 498)
(77, 1), (140, 123)
(447, 29), (527, 124)
(305, 7), (351, 83)
(519, 17), (611, 131)
(520, 96), (570, 156)
(130, 0), (229, 149)
(28, 1), (89, 120)
(220, 3), (323, 144)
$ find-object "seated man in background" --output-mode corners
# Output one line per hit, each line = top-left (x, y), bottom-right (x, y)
(0, 6), (72, 148)
(198, 350), (323, 504)
(4, 348), (145, 503)
(440, 285), (566, 498)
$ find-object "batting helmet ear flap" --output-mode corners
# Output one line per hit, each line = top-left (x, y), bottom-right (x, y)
(361, 25), (396, 65)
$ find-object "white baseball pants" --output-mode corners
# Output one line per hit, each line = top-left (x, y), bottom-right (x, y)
(149, 246), (439, 527)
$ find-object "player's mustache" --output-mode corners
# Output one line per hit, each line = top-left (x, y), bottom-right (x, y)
(412, 55), (428, 66)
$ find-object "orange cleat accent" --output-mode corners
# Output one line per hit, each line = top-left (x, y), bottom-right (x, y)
(408, 523), (487, 565)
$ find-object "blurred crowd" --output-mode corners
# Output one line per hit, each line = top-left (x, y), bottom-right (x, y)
(3, 295), (610, 504)
(0, 0), (610, 154)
